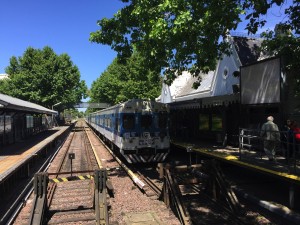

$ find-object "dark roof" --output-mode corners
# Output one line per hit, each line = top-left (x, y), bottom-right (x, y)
(232, 36), (265, 66)
(0, 93), (57, 114)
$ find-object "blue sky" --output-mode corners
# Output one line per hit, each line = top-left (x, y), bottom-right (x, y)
(0, 0), (125, 89)
(0, 0), (291, 91)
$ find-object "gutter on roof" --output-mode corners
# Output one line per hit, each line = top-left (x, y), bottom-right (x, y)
(0, 93), (56, 114)
(0, 100), (8, 107)
(1, 104), (57, 115)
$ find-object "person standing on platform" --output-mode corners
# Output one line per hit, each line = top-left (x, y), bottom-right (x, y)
(260, 116), (280, 161)
(290, 121), (300, 156)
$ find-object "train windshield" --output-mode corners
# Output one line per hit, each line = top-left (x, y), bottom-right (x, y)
(141, 114), (152, 129)
(158, 113), (168, 129)
(123, 114), (135, 130)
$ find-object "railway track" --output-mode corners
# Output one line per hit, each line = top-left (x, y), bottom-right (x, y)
(13, 121), (111, 225)
(12, 120), (181, 225)
(84, 117), (252, 224)
(44, 121), (99, 224)
(8, 119), (290, 225)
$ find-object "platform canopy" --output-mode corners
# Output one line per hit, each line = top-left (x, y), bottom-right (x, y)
(0, 93), (57, 115)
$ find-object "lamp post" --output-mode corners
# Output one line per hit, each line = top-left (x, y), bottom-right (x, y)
(51, 102), (62, 127)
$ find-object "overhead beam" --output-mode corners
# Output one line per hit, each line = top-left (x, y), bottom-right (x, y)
(73, 103), (110, 109)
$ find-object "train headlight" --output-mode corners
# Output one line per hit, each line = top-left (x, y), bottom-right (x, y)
(123, 133), (130, 142)
(129, 137), (136, 143)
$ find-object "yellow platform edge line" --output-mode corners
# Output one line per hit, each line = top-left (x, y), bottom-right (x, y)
(172, 142), (300, 182)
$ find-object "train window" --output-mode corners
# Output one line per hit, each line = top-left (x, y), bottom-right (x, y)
(115, 117), (119, 131)
(123, 114), (135, 130)
(141, 115), (152, 129)
(158, 113), (168, 129)
(109, 118), (112, 128)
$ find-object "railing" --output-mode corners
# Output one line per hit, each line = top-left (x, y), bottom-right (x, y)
(239, 128), (300, 174)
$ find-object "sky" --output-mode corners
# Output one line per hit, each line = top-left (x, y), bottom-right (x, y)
(0, 0), (125, 89)
(0, 0), (292, 91)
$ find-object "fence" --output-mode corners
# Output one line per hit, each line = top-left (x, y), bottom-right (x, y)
(239, 128), (300, 174)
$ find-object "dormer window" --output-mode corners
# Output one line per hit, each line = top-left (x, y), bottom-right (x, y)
(164, 88), (168, 95)
(223, 67), (229, 79)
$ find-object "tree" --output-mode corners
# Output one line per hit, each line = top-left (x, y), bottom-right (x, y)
(64, 108), (85, 119)
(0, 46), (88, 110)
(260, 3), (300, 96)
(90, 0), (298, 88)
(89, 52), (162, 105)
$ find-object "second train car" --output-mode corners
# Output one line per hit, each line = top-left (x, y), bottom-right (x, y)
(87, 99), (170, 163)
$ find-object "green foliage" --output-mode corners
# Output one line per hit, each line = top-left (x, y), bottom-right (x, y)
(0, 46), (88, 110)
(89, 52), (162, 106)
(64, 108), (84, 119)
(259, 1), (300, 96)
(261, 31), (300, 96)
(90, 0), (294, 87)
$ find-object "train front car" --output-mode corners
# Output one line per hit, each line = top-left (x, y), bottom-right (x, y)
(118, 99), (170, 163)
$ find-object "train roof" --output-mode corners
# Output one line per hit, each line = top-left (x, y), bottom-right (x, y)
(0, 93), (57, 115)
(89, 99), (169, 114)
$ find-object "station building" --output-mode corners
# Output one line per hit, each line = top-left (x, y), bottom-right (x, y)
(0, 93), (57, 146)
(158, 36), (300, 146)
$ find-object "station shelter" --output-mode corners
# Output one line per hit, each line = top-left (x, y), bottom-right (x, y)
(0, 93), (57, 146)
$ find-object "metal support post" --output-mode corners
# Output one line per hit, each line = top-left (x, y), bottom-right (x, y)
(94, 169), (109, 225)
(28, 172), (49, 225)
(289, 183), (295, 209)
(186, 146), (193, 168)
(69, 153), (75, 177)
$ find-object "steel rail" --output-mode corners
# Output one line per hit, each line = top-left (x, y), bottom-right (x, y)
(0, 127), (71, 225)
(83, 128), (94, 171)
(136, 171), (162, 197)
(82, 122), (110, 225)
(83, 126), (103, 169)
(87, 124), (146, 189)
(46, 128), (77, 208)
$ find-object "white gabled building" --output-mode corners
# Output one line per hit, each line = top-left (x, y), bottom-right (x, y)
(159, 36), (265, 104)
(158, 36), (270, 145)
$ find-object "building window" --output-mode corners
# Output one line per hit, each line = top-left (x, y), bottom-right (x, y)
(199, 114), (210, 131)
(211, 114), (222, 131)
(164, 88), (168, 95)
(223, 67), (229, 79)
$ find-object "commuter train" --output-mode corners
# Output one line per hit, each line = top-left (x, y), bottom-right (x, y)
(86, 99), (170, 163)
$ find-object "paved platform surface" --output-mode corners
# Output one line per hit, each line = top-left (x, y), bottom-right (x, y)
(172, 140), (300, 184)
(0, 126), (69, 182)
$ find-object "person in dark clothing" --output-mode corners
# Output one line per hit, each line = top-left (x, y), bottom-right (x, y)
(284, 119), (294, 157)
(260, 116), (280, 161)
(290, 121), (300, 156)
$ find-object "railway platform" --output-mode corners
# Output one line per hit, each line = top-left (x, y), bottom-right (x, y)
(0, 126), (70, 183)
(171, 139), (300, 223)
(171, 140), (300, 183)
